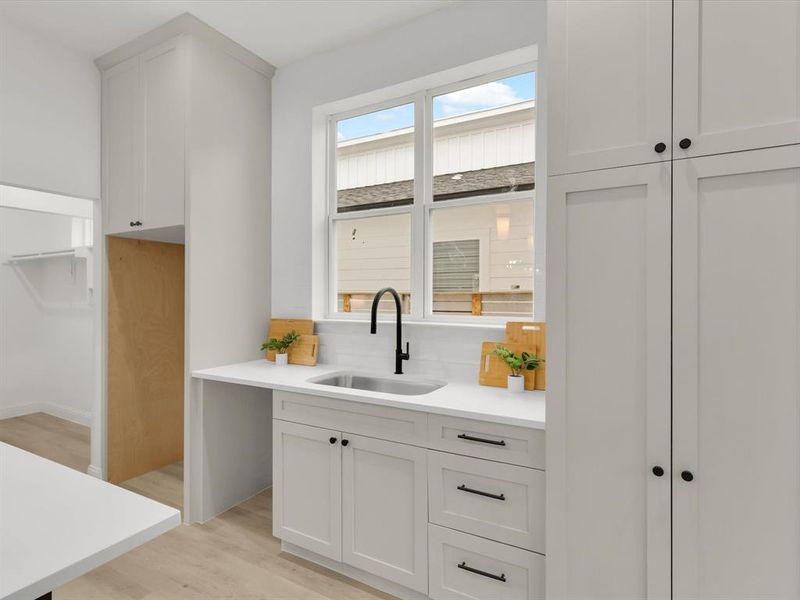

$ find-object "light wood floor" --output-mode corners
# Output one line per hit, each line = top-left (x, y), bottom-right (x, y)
(0, 413), (397, 600)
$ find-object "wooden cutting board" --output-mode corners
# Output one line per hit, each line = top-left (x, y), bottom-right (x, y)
(265, 318), (318, 365)
(479, 341), (537, 391)
(506, 321), (546, 390)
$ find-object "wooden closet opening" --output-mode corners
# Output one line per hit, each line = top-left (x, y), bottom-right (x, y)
(107, 236), (184, 486)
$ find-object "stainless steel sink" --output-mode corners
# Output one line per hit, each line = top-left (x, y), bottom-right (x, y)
(308, 371), (445, 396)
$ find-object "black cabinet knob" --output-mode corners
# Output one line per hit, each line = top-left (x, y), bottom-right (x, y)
(329, 437), (337, 444)
(652, 466), (665, 477)
(135, 221), (143, 226)
(654, 142), (667, 153)
(341, 439), (349, 447)
(679, 137), (692, 149)
(681, 470), (694, 482)
(130, 221), (136, 227)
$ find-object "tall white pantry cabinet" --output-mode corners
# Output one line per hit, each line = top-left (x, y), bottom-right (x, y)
(96, 14), (273, 495)
(546, 2), (800, 600)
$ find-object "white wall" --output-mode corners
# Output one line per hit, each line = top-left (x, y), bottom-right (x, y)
(0, 14), (101, 200)
(0, 207), (94, 424)
(0, 16), (99, 427)
(271, 1), (545, 380)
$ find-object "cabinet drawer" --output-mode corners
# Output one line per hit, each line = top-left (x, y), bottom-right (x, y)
(428, 524), (544, 600)
(274, 390), (427, 446)
(428, 451), (544, 552)
(428, 414), (544, 468)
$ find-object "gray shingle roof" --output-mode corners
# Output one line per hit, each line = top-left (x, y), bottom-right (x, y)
(337, 162), (534, 212)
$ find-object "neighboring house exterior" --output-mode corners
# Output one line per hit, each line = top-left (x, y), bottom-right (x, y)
(336, 101), (535, 315)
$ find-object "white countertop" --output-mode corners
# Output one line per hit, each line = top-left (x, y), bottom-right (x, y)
(192, 360), (545, 429)
(0, 443), (181, 600)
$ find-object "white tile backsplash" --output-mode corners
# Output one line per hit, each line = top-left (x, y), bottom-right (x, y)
(315, 320), (506, 383)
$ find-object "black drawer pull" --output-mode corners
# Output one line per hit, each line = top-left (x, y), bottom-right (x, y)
(457, 433), (506, 446)
(457, 484), (506, 501)
(458, 561), (506, 582)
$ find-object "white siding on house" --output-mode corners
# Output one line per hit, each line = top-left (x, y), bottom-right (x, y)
(432, 201), (534, 292)
(336, 212), (411, 294)
(336, 201), (533, 300)
(434, 118), (534, 176)
(337, 134), (414, 190)
(336, 102), (535, 191)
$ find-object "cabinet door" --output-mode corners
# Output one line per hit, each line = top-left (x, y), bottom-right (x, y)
(141, 37), (185, 230)
(548, 0), (672, 175)
(272, 420), (341, 561)
(547, 163), (671, 600)
(103, 55), (141, 235)
(673, 146), (800, 599)
(674, 0), (800, 158)
(341, 434), (428, 593)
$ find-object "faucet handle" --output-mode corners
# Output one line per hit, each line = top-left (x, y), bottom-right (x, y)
(403, 341), (410, 360)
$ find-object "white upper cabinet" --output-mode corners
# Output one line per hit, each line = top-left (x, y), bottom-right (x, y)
(141, 39), (186, 230)
(102, 36), (186, 235)
(550, 0), (800, 175)
(103, 55), (141, 235)
(547, 162), (672, 600)
(547, 0), (672, 175)
(673, 1), (800, 159)
(672, 146), (800, 600)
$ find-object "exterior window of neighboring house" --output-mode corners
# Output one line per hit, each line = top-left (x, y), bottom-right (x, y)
(432, 240), (480, 292)
(329, 67), (535, 320)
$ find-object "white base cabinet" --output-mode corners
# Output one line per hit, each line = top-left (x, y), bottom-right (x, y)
(428, 451), (545, 551)
(428, 524), (544, 600)
(342, 434), (428, 593)
(272, 420), (341, 561)
(271, 391), (545, 599)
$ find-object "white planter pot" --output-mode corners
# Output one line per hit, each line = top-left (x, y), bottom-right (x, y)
(275, 353), (289, 366)
(507, 375), (525, 393)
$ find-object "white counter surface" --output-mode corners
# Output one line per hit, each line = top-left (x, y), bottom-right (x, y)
(0, 443), (181, 600)
(192, 360), (545, 429)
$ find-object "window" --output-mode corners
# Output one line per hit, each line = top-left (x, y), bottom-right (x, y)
(432, 240), (479, 293)
(328, 67), (535, 321)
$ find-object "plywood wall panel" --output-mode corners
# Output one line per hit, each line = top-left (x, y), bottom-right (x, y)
(107, 236), (184, 484)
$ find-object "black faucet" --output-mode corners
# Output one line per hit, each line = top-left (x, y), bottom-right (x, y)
(370, 287), (410, 375)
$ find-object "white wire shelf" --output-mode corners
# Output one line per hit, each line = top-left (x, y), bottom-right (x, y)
(4, 247), (92, 265)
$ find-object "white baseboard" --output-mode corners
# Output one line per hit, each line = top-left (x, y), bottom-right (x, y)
(87, 464), (103, 479)
(0, 402), (92, 427)
(281, 541), (428, 600)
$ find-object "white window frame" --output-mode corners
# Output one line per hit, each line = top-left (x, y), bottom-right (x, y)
(326, 62), (536, 324)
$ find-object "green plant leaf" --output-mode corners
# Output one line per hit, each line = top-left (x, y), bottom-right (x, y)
(262, 329), (300, 353)
(493, 345), (544, 377)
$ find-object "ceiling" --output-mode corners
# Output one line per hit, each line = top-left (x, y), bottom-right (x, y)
(0, 0), (458, 67)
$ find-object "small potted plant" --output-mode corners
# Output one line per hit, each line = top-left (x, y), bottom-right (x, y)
(493, 345), (543, 392)
(262, 330), (300, 366)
